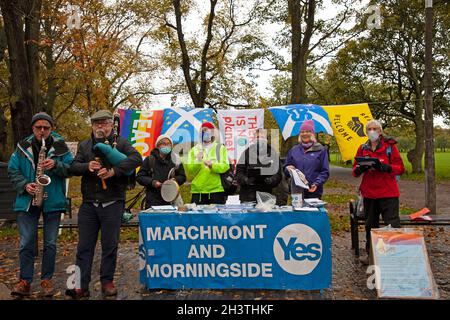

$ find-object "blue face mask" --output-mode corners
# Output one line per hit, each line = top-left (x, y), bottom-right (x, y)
(159, 146), (172, 155)
(202, 131), (211, 142)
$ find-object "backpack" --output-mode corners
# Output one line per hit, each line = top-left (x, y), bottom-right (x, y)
(215, 143), (238, 195)
(386, 144), (400, 182)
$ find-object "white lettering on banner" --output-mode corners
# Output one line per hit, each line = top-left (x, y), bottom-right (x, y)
(146, 225), (267, 241)
(133, 142), (149, 154)
(146, 263), (273, 278)
(131, 129), (150, 141)
(187, 244), (225, 259)
(133, 119), (152, 129)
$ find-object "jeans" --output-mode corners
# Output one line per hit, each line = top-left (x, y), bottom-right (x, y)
(75, 201), (124, 290)
(17, 206), (62, 283)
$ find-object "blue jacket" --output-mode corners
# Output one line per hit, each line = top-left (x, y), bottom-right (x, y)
(7, 132), (73, 213)
(284, 142), (330, 196)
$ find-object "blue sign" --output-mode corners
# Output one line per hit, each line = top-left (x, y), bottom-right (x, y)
(138, 210), (332, 290)
(269, 104), (333, 140)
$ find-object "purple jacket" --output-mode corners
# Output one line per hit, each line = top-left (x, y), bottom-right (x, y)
(284, 143), (330, 196)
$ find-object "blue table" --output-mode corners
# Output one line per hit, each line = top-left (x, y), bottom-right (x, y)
(138, 209), (332, 290)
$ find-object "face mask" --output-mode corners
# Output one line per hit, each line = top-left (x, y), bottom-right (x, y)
(368, 130), (379, 142)
(202, 131), (211, 142)
(159, 146), (172, 155)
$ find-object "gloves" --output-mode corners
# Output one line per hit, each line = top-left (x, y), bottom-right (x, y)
(379, 163), (392, 173)
(372, 161), (392, 173)
(264, 176), (273, 185)
(354, 165), (371, 176)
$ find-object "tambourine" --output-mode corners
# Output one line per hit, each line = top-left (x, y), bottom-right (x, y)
(161, 179), (179, 203)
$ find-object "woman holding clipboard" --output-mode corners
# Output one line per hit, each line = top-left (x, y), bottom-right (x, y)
(352, 119), (405, 265)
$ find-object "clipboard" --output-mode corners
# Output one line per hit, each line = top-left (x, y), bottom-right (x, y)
(355, 156), (381, 167)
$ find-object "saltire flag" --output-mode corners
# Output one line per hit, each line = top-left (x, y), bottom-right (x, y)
(160, 107), (216, 144)
(322, 103), (373, 161)
(118, 109), (164, 158)
(269, 104), (333, 140)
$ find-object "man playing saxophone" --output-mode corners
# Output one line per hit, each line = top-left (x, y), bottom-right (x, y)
(7, 112), (73, 297)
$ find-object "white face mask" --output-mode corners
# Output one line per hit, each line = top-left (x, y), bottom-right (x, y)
(368, 130), (379, 142)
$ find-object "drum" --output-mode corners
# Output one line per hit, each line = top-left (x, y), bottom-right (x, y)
(161, 179), (184, 207)
(161, 179), (179, 203)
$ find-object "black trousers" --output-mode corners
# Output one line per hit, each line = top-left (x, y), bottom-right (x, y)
(191, 192), (226, 205)
(363, 197), (400, 253)
(76, 201), (124, 290)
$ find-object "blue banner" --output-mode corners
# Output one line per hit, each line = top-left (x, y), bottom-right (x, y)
(160, 107), (216, 144)
(138, 211), (332, 290)
(269, 104), (333, 140)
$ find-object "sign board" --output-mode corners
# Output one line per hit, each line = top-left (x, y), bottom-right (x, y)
(139, 210), (332, 290)
(370, 228), (439, 299)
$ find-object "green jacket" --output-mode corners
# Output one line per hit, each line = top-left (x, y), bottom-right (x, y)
(7, 132), (73, 213)
(184, 141), (230, 194)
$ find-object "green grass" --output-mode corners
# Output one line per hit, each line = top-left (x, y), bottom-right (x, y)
(399, 152), (450, 181)
(330, 151), (450, 182)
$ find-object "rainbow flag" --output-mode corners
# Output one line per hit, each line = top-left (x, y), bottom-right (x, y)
(118, 109), (164, 158)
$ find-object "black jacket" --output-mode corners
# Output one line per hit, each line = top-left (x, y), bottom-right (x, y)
(236, 142), (282, 202)
(69, 133), (142, 203)
(136, 148), (186, 207)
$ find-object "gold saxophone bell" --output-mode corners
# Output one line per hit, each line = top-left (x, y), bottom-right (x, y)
(37, 174), (51, 186)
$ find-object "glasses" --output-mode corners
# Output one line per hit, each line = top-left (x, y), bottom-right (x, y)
(367, 128), (378, 131)
(34, 126), (51, 131)
(92, 121), (112, 126)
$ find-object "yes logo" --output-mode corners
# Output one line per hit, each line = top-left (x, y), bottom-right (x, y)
(273, 224), (322, 275)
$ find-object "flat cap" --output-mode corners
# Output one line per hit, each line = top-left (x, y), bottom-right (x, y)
(91, 110), (113, 122)
(31, 112), (54, 127)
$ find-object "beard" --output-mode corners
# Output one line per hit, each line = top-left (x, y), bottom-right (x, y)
(94, 129), (106, 139)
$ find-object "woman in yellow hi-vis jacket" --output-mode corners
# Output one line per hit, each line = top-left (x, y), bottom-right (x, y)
(184, 122), (230, 204)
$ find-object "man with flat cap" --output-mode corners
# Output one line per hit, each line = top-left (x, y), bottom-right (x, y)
(67, 110), (142, 299)
(8, 112), (73, 297)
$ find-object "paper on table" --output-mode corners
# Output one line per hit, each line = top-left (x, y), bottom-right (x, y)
(288, 168), (309, 189)
(294, 207), (320, 212)
(151, 205), (177, 210)
(226, 195), (241, 205)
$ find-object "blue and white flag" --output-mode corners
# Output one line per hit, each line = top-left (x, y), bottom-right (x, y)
(269, 104), (333, 140)
(161, 107), (216, 144)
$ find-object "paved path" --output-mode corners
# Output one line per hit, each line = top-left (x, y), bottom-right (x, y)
(329, 165), (450, 215)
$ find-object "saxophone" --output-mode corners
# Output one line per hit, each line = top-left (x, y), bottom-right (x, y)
(32, 136), (51, 207)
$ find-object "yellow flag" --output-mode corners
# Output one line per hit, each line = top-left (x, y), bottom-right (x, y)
(322, 103), (373, 162)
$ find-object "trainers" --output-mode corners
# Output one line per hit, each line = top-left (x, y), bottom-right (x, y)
(65, 288), (90, 300)
(102, 282), (118, 297)
(11, 279), (31, 297)
(40, 279), (55, 297)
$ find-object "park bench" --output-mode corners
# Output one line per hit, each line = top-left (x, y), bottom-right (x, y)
(349, 200), (450, 257)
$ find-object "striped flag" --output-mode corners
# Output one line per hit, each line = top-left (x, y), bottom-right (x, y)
(269, 104), (333, 140)
(118, 109), (164, 157)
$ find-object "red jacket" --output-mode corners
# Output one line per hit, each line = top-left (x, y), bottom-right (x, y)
(352, 136), (405, 199)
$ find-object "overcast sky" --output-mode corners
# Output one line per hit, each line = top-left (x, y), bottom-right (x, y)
(144, 0), (448, 128)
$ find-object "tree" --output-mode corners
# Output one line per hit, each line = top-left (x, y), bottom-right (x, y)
(147, 0), (270, 108)
(0, 0), (42, 145)
(317, 0), (450, 172)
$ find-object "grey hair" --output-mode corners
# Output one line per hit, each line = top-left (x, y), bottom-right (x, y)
(365, 119), (383, 132)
